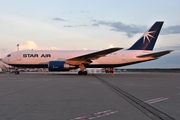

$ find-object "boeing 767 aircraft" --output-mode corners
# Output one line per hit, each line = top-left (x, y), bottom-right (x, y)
(2, 21), (173, 75)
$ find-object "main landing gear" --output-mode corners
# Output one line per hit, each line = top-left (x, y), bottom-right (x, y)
(78, 64), (88, 75)
(78, 64), (87, 75)
(14, 68), (20, 74)
(78, 71), (87, 75)
(105, 68), (114, 73)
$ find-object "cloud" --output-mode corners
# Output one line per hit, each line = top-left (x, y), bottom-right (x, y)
(80, 11), (89, 14)
(91, 20), (146, 37)
(155, 45), (180, 52)
(161, 25), (180, 35)
(91, 23), (99, 27)
(0, 48), (12, 58)
(78, 25), (87, 27)
(64, 24), (87, 27)
(20, 41), (39, 50)
(108, 44), (114, 48)
(53, 17), (67, 21)
(46, 46), (62, 50)
(91, 20), (180, 37)
(19, 41), (61, 50)
(63, 25), (74, 27)
(1, 48), (7, 52)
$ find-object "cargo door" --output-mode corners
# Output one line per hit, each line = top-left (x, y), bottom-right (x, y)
(17, 53), (21, 61)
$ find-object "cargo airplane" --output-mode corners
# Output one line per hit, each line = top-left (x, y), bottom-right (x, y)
(2, 21), (173, 75)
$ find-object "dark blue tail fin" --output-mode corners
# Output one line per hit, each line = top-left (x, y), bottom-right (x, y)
(128, 21), (164, 51)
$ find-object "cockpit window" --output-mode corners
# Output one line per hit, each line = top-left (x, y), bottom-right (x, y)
(7, 54), (11, 57)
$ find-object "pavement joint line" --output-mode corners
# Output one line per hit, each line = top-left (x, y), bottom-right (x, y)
(93, 75), (175, 120)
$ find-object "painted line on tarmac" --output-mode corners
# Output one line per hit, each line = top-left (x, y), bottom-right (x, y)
(144, 97), (169, 104)
(94, 75), (175, 120)
(70, 110), (118, 120)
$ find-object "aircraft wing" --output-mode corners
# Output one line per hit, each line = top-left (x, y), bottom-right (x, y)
(66, 47), (123, 65)
(137, 50), (173, 58)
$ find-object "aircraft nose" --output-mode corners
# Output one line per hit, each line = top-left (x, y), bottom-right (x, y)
(2, 57), (7, 64)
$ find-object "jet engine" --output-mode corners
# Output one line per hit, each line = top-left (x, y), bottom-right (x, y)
(48, 61), (75, 71)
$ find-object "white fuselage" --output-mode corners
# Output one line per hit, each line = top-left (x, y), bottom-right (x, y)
(2, 49), (155, 68)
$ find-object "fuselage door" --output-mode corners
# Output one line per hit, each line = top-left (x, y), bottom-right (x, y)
(17, 53), (21, 61)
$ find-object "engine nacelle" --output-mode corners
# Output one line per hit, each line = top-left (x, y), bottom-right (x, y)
(48, 61), (75, 71)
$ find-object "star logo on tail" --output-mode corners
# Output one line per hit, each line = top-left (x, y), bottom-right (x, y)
(143, 31), (156, 43)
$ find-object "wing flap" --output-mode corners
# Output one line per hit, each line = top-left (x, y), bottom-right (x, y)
(137, 50), (173, 58)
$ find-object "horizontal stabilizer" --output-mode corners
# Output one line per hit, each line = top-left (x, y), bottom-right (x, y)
(137, 50), (173, 58)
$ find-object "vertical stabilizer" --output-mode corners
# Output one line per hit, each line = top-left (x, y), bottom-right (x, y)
(128, 21), (164, 51)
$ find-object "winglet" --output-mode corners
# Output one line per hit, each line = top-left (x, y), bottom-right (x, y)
(128, 21), (164, 51)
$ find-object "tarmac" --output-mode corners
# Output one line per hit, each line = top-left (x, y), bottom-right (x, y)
(0, 72), (179, 120)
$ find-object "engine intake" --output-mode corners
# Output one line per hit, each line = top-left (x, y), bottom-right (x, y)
(48, 61), (75, 71)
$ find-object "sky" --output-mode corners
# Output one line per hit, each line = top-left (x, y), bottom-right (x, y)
(0, 0), (180, 68)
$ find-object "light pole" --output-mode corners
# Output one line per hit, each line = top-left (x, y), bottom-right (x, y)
(17, 44), (19, 51)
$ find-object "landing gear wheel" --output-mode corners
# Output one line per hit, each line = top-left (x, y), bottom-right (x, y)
(78, 71), (88, 75)
(83, 71), (87, 75)
(78, 71), (83, 75)
(15, 71), (19, 74)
